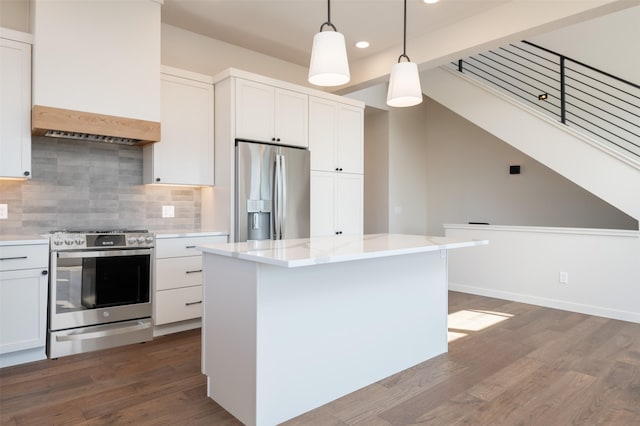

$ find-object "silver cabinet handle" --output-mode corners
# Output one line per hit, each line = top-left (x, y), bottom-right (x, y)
(0, 256), (28, 261)
(186, 245), (196, 249)
(185, 301), (202, 306)
(185, 269), (202, 274)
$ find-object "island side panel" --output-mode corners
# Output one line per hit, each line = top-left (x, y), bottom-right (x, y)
(202, 254), (258, 426)
(254, 250), (449, 425)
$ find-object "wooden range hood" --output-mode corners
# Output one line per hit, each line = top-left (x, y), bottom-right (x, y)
(32, 105), (161, 146)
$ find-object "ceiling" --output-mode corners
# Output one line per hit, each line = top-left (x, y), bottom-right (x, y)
(161, 0), (511, 68)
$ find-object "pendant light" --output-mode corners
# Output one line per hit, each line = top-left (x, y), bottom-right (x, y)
(387, 0), (423, 107)
(308, 0), (350, 86)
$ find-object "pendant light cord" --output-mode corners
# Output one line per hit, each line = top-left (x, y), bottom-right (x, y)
(320, 0), (337, 32)
(398, 0), (410, 63)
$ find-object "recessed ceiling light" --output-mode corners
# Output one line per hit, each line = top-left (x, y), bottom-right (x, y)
(355, 41), (370, 49)
(422, 0), (440, 4)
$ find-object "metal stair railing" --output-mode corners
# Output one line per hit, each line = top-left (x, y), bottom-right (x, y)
(450, 41), (640, 161)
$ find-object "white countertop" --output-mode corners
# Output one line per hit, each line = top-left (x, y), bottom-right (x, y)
(197, 233), (488, 268)
(154, 230), (228, 239)
(0, 235), (49, 246)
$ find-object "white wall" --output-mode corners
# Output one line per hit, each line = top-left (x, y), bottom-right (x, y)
(388, 100), (429, 235)
(363, 108), (389, 234)
(161, 24), (310, 87)
(423, 95), (638, 235)
(445, 224), (640, 323)
(529, 5), (640, 85)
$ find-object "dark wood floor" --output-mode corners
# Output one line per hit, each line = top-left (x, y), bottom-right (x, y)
(2, 291), (640, 425)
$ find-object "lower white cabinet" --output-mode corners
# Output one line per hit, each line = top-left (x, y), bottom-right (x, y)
(0, 240), (48, 367)
(311, 171), (363, 237)
(153, 234), (227, 332)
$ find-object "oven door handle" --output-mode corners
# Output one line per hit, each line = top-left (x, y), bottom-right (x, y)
(56, 249), (152, 259)
(55, 321), (151, 342)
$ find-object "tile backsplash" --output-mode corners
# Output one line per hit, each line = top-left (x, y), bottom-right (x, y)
(0, 137), (202, 235)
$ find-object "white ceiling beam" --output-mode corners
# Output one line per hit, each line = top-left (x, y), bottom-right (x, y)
(338, 0), (639, 94)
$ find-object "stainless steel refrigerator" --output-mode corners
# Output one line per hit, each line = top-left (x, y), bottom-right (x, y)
(235, 139), (310, 242)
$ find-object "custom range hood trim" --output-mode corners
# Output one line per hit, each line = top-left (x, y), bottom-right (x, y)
(32, 105), (161, 145)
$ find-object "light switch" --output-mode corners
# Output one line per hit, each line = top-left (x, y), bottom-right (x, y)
(0, 204), (7, 219)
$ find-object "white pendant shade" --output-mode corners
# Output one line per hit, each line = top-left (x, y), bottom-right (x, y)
(386, 61), (423, 107)
(308, 30), (350, 87)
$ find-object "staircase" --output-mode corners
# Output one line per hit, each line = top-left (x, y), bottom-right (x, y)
(420, 44), (640, 221)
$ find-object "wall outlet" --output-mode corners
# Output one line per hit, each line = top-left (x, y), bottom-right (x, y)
(162, 205), (175, 218)
(559, 271), (569, 284)
(0, 204), (7, 219)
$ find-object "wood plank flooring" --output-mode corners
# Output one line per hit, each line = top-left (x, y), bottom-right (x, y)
(2, 291), (640, 425)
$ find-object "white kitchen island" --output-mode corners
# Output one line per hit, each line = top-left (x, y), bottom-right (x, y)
(198, 233), (487, 426)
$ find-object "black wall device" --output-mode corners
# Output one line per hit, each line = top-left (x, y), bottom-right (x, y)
(509, 165), (521, 175)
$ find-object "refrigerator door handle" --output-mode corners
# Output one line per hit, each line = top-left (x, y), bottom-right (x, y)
(280, 154), (287, 238)
(274, 154), (282, 239)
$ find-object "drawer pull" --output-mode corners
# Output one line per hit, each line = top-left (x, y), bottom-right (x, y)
(185, 301), (202, 306)
(0, 256), (28, 261)
(185, 269), (203, 274)
(185, 245), (196, 249)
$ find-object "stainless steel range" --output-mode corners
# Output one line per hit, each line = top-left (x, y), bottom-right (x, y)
(47, 229), (154, 358)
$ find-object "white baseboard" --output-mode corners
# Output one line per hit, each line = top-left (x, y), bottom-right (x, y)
(449, 282), (640, 324)
(0, 346), (46, 368)
(153, 318), (201, 337)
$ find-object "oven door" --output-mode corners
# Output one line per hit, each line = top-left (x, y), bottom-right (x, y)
(50, 248), (153, 331)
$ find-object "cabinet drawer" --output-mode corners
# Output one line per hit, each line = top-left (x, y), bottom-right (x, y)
(0, 244), (48, 272)
(155, 286), (203, 325)
(155, 235), (227, 258)
(156, 256), (203, 291)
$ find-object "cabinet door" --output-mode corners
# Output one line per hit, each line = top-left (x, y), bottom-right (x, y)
(0, 269), (48, 354)
(337, 104), (364, 174)
(0, 37), (31, 179)
(310, 171), (336, 237)
(336, 173), (364, 236)
(235, 79), (275, 142)
(155, 286), (203, 325)
(275, 89), (308, 147)
(146, 73), (214, 185)
(156, 256), (203, 291)
(309, 97), (337, 172)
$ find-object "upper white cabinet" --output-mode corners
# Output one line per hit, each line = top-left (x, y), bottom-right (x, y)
(144, 67), (214, 186)
(236, 79), (308, 148)
(31, 0), (161, 123)
(0, 30), (31, 179)
(309, 97), (364, 174)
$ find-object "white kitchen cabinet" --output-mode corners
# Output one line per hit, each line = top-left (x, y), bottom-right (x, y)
(235, 79), (308, 148)
(0, 31), (32, 179)
(0, 240), (48, 367)
(309, 97), (364, 174)
(144, 67), (214, 186)
(311, 171), (363, 237)
(153, 233), (227, 335)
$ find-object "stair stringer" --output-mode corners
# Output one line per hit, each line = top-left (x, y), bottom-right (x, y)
(421, 66), (640, 222)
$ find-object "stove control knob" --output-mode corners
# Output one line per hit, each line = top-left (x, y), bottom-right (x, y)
(137, 236), (146, 244)
(75, 238), (84, 245)
(53, 239), (63, 246)
(65, 239), (74, 245)
(145, 236), (154, 244)
(127, 237), (138, 245)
